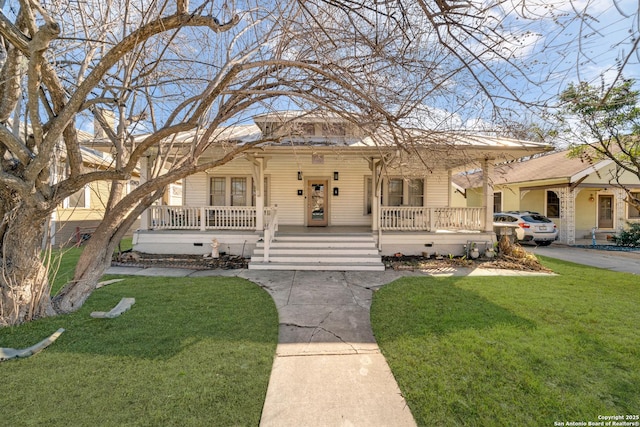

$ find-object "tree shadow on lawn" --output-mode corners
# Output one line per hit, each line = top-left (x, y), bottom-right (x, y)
(1, 276), (279, 361)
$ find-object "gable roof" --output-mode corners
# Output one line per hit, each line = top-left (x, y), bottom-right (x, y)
(453, 149), (613, 189)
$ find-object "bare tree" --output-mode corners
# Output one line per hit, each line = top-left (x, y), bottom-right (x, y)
(0, 0), (448, 325)
(4, 0), (632, 325)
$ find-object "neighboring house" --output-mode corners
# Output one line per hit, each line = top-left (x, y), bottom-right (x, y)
(452, 149), (640, 244)
(49, 146), (140, 247)
(133, 111), (550, 270)
(7, 117), (142, 247)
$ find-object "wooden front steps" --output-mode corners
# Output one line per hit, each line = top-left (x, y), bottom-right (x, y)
(248, 233), (385, 271)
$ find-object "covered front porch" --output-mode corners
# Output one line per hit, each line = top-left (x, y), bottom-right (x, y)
(133, 205), (494, 259)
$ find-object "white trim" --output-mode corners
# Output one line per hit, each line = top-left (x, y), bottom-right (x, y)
(570, 159), (613, 183)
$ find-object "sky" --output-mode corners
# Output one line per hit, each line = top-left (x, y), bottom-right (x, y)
(1, 0), (638, 136)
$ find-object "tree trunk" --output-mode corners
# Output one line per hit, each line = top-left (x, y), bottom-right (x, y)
(50, 224), (119, 314)
(0, 208), (55, 326)
(52, 190), (159, 314)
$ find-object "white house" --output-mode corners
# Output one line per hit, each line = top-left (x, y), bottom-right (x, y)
(133, 111), (550, 270)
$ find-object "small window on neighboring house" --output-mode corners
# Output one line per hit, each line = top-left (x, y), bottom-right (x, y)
(629, 192), (640, 219)
(65, 186), (89, 209)
(209, 177), (226, 206)
(547, 191), (560, 217)
(493, 192), (502, 213)
(408, 179), (424, 206)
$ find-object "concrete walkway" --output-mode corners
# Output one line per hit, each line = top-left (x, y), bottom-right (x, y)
(241, 270), (416, 427)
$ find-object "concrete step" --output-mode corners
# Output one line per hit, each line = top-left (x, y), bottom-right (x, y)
(250, 232), (383, 271)
(269, 234), (375, 242)
(257, 241), (378, 249)
(253, 247), (379, 256)
(250, 254), (383, 263)
(248, 261), (385, 271)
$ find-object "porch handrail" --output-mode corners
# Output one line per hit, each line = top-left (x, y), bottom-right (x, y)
(149, 205), (258, 230)
(379, 206), (485, 231)
(262, 205), (278, 263)
(149, 206), (201, 230)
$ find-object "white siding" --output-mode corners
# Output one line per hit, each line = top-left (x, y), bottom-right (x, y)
(266, 153), (372, 226)
(185, 173), (208, 206)
(185, 153), (453, 226)
(425, 169), (449, 207)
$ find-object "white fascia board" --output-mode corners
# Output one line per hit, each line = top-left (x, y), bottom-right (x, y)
(570, 159), (613, 183)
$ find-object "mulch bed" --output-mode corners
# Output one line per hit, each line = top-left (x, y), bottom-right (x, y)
(382, 254), (551, 272)
(112, 251), (550, 272)
(112, 252), (248, 270)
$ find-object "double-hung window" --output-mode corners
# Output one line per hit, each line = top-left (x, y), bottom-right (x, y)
(369, 177), (425, 208)
(209, 177), (226, 206)
(209, 176), (268, 206)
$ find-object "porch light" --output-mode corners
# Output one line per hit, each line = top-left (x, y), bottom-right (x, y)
(333, 171), (339, 180)
(589, 194), (594, 202)
(298, 171), (302, 180)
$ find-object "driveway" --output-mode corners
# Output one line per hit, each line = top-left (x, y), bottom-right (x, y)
(530, 244), (640, 275)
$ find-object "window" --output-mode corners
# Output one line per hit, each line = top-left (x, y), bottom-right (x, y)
(321, 123), (346, 136)
(231, 177), (247, 206)
(388, 179), (403, 206)
(408, 179), (424, 206)
(493, 192), (502, 213)
(629, 192), (640, 219)
(365, 177), (373, 215)
(65, 186), (89, 209)
(209, 176), (262, 206)
(209, 177), (226, 206)
(367, 177), (426, 209)
(546, 191), (560, 217)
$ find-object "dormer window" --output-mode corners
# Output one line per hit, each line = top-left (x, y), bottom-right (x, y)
(322, 123), (346, 136)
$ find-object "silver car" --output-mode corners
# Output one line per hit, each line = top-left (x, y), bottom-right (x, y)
(493, 211), (558, 246)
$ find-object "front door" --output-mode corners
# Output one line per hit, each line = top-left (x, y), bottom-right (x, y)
(598, 195), (614, 229)
(307, 179), (328, 226)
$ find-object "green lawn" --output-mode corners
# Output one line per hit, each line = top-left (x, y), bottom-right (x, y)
(1, 274), (278, 426)
(371, 257), (640, 426)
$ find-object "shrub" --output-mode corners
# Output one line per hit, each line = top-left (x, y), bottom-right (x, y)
(613, 222), (640, 247)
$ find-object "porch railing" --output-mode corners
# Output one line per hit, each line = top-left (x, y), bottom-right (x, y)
(149, 206), (258, 231)
(380, 207), (485, 231)
(149, 205), (485, 232)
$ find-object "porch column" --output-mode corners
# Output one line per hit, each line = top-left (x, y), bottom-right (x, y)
(139, 156), (151, 230)
(252, 157), (265, 230)
(371, 159), (381, 231)
(558, 187), (576, 244)
(614, 188), (626, 232)
(482, 158), (494, 232)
